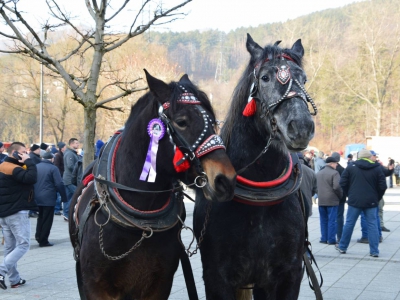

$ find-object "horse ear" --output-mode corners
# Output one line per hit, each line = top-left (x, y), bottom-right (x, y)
(246, 33), (263, 61)
(144, 69), (171, 103)
(291, 39), (304, 58)
(179, 74), (192, 85)
(274, 40), (282, 46)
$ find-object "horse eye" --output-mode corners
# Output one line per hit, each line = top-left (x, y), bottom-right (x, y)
(304, 79), (307, 85)
(261, 75), (269, 82)
(175, 119), (188, 128)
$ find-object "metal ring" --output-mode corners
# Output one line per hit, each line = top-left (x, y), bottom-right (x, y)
(194, 173), (208, 188)
(94, 203), (111, 227)
(142, 227), (153, 239)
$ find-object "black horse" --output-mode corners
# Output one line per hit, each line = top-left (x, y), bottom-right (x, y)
(194, 34), (316, 299)
(69, 70), (236, 300)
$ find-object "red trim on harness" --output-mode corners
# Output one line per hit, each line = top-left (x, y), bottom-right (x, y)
(236, 155), (292, 188)
(233, 197), (284, 206)
(110, 137), (171, 214)
(82, 174), (94, 187)
(255, 54), (295, 69)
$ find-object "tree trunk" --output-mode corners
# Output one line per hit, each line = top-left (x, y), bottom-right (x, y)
(83, 106), (96, 170)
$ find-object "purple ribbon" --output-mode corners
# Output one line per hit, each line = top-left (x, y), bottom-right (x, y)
(140, 119), (166, 182)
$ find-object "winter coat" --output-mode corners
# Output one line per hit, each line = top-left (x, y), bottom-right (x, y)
(314, 157), (326, 174)
(63, 148), (79, 185)
(29, 152), (42, 165)
(54, 151), (64, 177)
(299, 159), (317, 216)
(34, 160), (67, 206)
(0, 153), (7, 163)
(340, 159), (386, 209)
(71, 157), (83, 186)
(316, 165), (342, 206)
(0, 156), (37, 217)
(394, 164), (400, 176)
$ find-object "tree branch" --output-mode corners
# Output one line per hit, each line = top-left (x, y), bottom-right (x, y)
(95, 86), (148, 107)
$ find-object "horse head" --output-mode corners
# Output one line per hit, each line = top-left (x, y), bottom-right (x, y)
(143, 70), (236, 202)
(242, 34), (316, 152)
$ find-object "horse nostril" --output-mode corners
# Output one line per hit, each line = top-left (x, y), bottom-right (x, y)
(214, 174), (235, 199)
(287, 120), (298, 138)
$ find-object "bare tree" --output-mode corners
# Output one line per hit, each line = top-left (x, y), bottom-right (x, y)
(0, 0), (191, 168)
(333, 1), (400, 137)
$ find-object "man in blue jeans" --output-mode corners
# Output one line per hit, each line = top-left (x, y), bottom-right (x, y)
(62, 138), (80, 221)
(0, 142), (38, 290)
(336, 149), (386, 257)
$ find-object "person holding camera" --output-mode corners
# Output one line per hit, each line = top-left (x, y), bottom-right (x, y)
(0, 142), (37, 290)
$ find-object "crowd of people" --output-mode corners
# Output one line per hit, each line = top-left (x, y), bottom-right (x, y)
(298, 148), (394, 258)
(0, 139), (104, 290)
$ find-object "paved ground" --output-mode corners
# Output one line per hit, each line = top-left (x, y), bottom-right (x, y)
(1, 186), (399, 299)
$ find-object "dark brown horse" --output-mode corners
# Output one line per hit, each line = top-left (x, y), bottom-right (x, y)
(194, 34), (316, 299)
(69, 70), (236, 300)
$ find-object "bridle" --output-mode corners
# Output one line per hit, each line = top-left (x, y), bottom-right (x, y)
(238, 54), (318, 175)
(251, 54), (318, 117)
(159, 85), (225, 179)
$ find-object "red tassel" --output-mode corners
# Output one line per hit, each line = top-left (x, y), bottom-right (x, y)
(242, 98), (257, 117)
(173, 147), (191, 173)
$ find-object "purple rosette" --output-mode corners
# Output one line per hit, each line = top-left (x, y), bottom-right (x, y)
(139, 119), (166, 182)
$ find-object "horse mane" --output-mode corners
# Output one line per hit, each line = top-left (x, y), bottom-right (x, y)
(221, 43), (303, 148)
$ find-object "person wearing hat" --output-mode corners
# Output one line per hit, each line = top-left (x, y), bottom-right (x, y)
(28, 144), (42, 218)
(95, 139), (104, 159)
(0, 142), (7, 163)
(316, 155), (343, 245)
(28, 144), (42, 165)
(358, 150), (393, 243)
(330, 152), (347, 243)
(33, 152), (67, 247)
(347, 153), (354, 167)
(53, 142), (67, 216)
(336, 149), (386, 257)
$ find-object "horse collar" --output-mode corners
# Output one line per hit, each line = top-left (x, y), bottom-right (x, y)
(90, 130), (184, 232)
(233, 153), (302, 206)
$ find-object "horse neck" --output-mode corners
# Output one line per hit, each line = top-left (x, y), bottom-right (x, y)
(225, 116), (288, 182)
(113, 127), (173, 211)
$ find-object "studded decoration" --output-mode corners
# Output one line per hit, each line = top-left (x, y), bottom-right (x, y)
(195, 135), (225, 158)
(276, 65), (291, 85)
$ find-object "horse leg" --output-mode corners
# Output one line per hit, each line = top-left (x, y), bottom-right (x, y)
(203, 272), (237, 300)
(253, 267), (303, 300)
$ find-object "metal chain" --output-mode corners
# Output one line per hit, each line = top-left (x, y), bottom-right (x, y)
(178, 201), (212, 257)
(99, 225), (153, 261)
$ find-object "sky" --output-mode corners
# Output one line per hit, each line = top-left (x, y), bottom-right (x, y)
(4, 0), (365, 34)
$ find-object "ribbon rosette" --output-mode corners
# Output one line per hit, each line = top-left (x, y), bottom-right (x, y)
(139, 118), (166, 182)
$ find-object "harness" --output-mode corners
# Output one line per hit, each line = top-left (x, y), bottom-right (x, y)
(72, 89), (227, 300)
(236, 53), (323, 298)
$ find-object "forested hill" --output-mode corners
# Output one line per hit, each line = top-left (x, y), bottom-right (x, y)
(148, 0), (400, 153)
(149, 1), (356, 82)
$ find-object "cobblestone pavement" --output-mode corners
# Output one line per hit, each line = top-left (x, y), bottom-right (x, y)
(1, 187), (399, 299)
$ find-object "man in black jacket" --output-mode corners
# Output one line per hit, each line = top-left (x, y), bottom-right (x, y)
(0, 142), (37, 290)
(336, 149), (386, 257)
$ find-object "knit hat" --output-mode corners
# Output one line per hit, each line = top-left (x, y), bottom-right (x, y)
(57, 142), (66, 149)
(30, 144), (40, 151)
(358, 149), (372, 159)
(347, 154), (353, 159)
(51, 145), (58, 154)
(95, 139), (105, 157)
(40, 143), (49, 150)
(0, 142), (3, 148)
(42, 152), (54, 160)
(326, 156), (339, 163)
(331, 152), (341, 162)
(40, 149), (47, 158)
